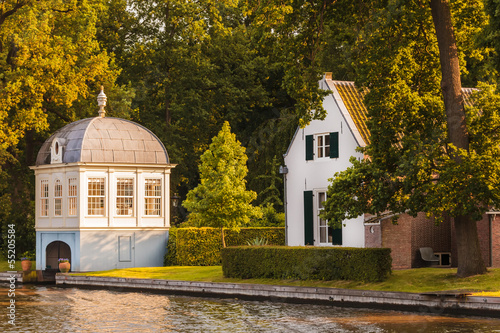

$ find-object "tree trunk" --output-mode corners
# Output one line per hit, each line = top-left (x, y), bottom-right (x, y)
(221, 227), (226, 248)
(430, 0), (486, 276)
(454, 215), (486, 277)
(430, 0), (468, 150)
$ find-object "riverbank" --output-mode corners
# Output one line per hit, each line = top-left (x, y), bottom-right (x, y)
(56, 274), (500, 318)
(71, 266), (500, 295)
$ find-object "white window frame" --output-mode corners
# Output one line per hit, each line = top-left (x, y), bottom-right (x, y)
(88, 177), (106, 216)
(40, 179), (49, 217)
(316, 133), (330, 159)
(144, 178), (162, 216)
(317, 191), (333, 245)
(68, 177), (77, 216)
(116, 178), (134, 216)
(54, 179), (62, 216)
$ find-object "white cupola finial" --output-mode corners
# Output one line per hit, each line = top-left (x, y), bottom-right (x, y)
(97, 85), (107, 118)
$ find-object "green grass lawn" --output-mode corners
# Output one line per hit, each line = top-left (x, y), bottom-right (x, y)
(0, 258), (35, 271)
(74, 266), (500, 295)
(2, 257), (498, 296)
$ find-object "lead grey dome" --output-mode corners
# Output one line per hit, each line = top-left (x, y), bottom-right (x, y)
(36, 117), (169, 166)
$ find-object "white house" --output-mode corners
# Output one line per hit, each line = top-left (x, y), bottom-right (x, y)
(31, 88), (175, 272)
(283, 73), (368, 247)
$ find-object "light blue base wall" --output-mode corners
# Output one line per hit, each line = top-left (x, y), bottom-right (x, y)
(36, 230), (169, 272)
(36, 231), (81, 271)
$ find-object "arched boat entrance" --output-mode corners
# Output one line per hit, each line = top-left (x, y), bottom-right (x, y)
(45, 241), (71, 270)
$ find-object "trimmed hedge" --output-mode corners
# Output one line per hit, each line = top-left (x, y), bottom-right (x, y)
(221, 246), (392, 282)
(163, 227), (178, 266)
(164, 227), (285, 266)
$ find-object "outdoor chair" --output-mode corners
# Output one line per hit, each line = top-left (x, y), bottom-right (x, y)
(419, 247), (440, 266)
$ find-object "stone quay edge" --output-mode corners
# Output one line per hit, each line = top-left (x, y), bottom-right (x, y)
(54, 274), (500, 318)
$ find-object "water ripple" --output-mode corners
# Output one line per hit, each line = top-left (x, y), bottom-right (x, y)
(0, 285), (500, 332)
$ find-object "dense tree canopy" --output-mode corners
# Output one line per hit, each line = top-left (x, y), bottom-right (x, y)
(1, 0), (499, 273)
(0, 0), (119, 254)
(320, 0), (499, 277)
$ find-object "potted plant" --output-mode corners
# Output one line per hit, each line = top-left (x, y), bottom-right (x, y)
(20, 251), (34, 271)
(58, 258), (70, 273)
(21, 257), (32, 271)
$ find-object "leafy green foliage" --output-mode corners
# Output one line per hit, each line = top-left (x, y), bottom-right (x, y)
(321, 1), (500, 229)
(316, 0), (498, 277)
(183, 122), (262, 229)
(164, 228), (178, 266)
(0, 0), (120, 256)
(221, 246), (392, 282)
(254, 156), (283, 209)
(164, 227), (285, 266)
(246, 203), (285, 227)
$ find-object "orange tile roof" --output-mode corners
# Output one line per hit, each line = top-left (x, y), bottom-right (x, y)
(332, 81), (370, 145)
(330, 80), (476, 147)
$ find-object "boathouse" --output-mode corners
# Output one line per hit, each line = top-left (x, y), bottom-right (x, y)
(31, 88), (175, 271)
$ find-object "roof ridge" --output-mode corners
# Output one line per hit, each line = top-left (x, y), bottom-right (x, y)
(326, 78), (477, 146)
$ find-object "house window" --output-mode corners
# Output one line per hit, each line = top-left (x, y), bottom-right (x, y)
(145, 179), (161, 216)
(68, 178), (77, 216)
(317, 134), (330, 158)
(41, 180), (49, 217)
(88, 177), (105, 216)
(305, 132), (339, 160)
(54, 179), (62, 216)
(317, 192), (332, 244)
(116, 178), (134, 216)
(317, 191), (342, 246)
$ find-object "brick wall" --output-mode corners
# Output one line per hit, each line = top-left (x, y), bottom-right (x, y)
(410, 213), (452, 268)
(369, 212), (492, 270)
(477, 214), (491, 267)
(492, 215), (500, 267)
(378, 213), (451, 269)
(364, 223), (381, 248)
(381, 217), (412, 269)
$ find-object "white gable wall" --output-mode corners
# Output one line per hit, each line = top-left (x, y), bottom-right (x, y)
(284, 79), (365, 247)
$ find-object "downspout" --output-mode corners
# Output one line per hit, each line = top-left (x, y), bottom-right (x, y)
(279, 164), (289, 246)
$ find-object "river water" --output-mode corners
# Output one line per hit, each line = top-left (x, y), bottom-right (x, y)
(2, 285), (500, 332)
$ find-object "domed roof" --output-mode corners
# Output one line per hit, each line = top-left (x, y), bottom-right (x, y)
(36, 117), (169, 166)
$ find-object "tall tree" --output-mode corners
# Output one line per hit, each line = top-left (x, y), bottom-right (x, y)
(118, 1), (298, 210)
(0, 0), (119, 254)
(430, 0), (486, 276)
(183, 121), (261, 247)
(319, 0), (494, 277)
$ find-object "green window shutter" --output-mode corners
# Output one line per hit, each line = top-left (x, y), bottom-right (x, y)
(305, 135), (314, 161)
(330, 132), (339, 158)
(303, 191), (314, 245)
(332, 226), (342, 245)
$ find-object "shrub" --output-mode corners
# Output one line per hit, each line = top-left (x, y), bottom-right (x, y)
(246, 237), (268, 246)
(164, 227), (285, 266)
(247, 204), (285, 227)
(221, 246), (392, 282)
(164, 228), (178, 266)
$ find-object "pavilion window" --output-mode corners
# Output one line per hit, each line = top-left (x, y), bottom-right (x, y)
(54, 179), (62, 216)
(88, 177), (105, 216)
(145, 179), (161, 216)
(40, 180), (49, 217)
(68, 177), (77, 216)
(116, 178), (134, 216)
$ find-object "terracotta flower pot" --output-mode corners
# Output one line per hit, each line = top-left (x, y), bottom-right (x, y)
(59, 262), (70, 273)
(21, 260), (32, 271)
